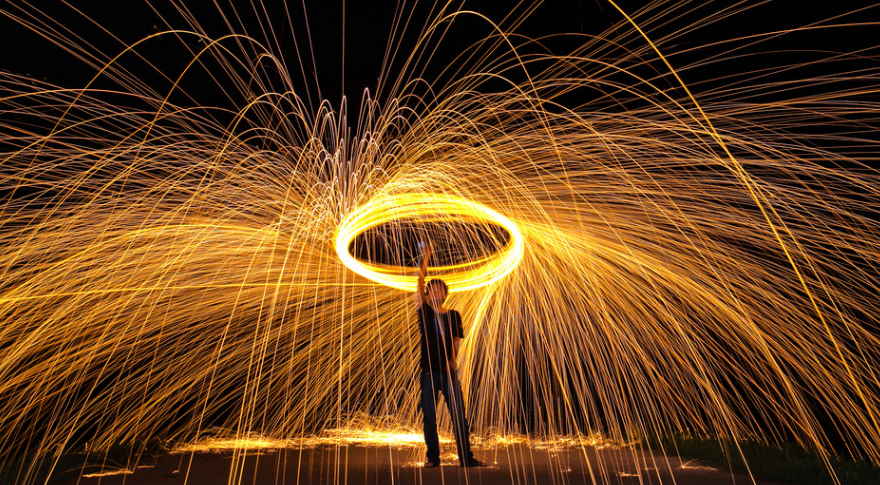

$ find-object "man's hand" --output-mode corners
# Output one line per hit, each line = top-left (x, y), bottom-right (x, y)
(420, 240), (433, 262)
(449, 337), (461, 371)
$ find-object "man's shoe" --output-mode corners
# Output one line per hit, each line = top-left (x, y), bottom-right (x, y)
(462, 458), (487, 468)
(424, 460), (440, 468)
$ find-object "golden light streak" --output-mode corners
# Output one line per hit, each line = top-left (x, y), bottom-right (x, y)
(678, 461), (718, 472)
(172, 436), (299, 454)
(81, 469), (134, 478)
(172, 430), (441, 454)
(334, 192), (524, 291)
(170, 427), (613, 454)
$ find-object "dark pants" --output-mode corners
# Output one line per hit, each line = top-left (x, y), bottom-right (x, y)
(420, 369), (474, 464)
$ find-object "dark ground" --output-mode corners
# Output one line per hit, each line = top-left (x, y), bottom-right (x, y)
(46, 442), (793, 485)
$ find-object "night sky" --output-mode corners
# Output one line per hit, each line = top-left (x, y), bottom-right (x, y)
(3, 1), (877, 111)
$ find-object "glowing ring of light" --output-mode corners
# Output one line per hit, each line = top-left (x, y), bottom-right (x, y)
(335, 193), (524, 292)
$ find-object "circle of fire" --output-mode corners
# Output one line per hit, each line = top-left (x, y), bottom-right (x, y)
(335, 193), (525, 291)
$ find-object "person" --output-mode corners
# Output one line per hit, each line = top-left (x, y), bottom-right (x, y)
(413, 241), (485, 468)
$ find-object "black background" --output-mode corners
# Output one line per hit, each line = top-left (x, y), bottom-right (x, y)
(3, 1), (878, 111)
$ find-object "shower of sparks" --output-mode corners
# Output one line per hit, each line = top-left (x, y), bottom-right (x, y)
(1, 1), (880, 484)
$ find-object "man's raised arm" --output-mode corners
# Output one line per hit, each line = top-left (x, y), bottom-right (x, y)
(414, 241), (432, 307)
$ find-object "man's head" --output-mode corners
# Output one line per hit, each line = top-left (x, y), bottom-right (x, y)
(425, 279), (449, 308)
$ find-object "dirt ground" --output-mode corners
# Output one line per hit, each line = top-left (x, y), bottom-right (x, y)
(48, 442), (793, 485)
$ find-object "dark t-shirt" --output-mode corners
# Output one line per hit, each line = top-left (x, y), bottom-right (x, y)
(416, 304), (464, 372)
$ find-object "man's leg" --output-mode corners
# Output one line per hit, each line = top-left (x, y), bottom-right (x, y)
(420, 370), (441, 463)
(441, 370), (475, 465)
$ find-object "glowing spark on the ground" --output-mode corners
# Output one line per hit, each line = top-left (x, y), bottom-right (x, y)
(173, 436), (296, 454)
(82, 469), (134, 478)
(172, 428), (446, 453)
(679, 461), (718, 472)
(170, 428), (614, 454)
